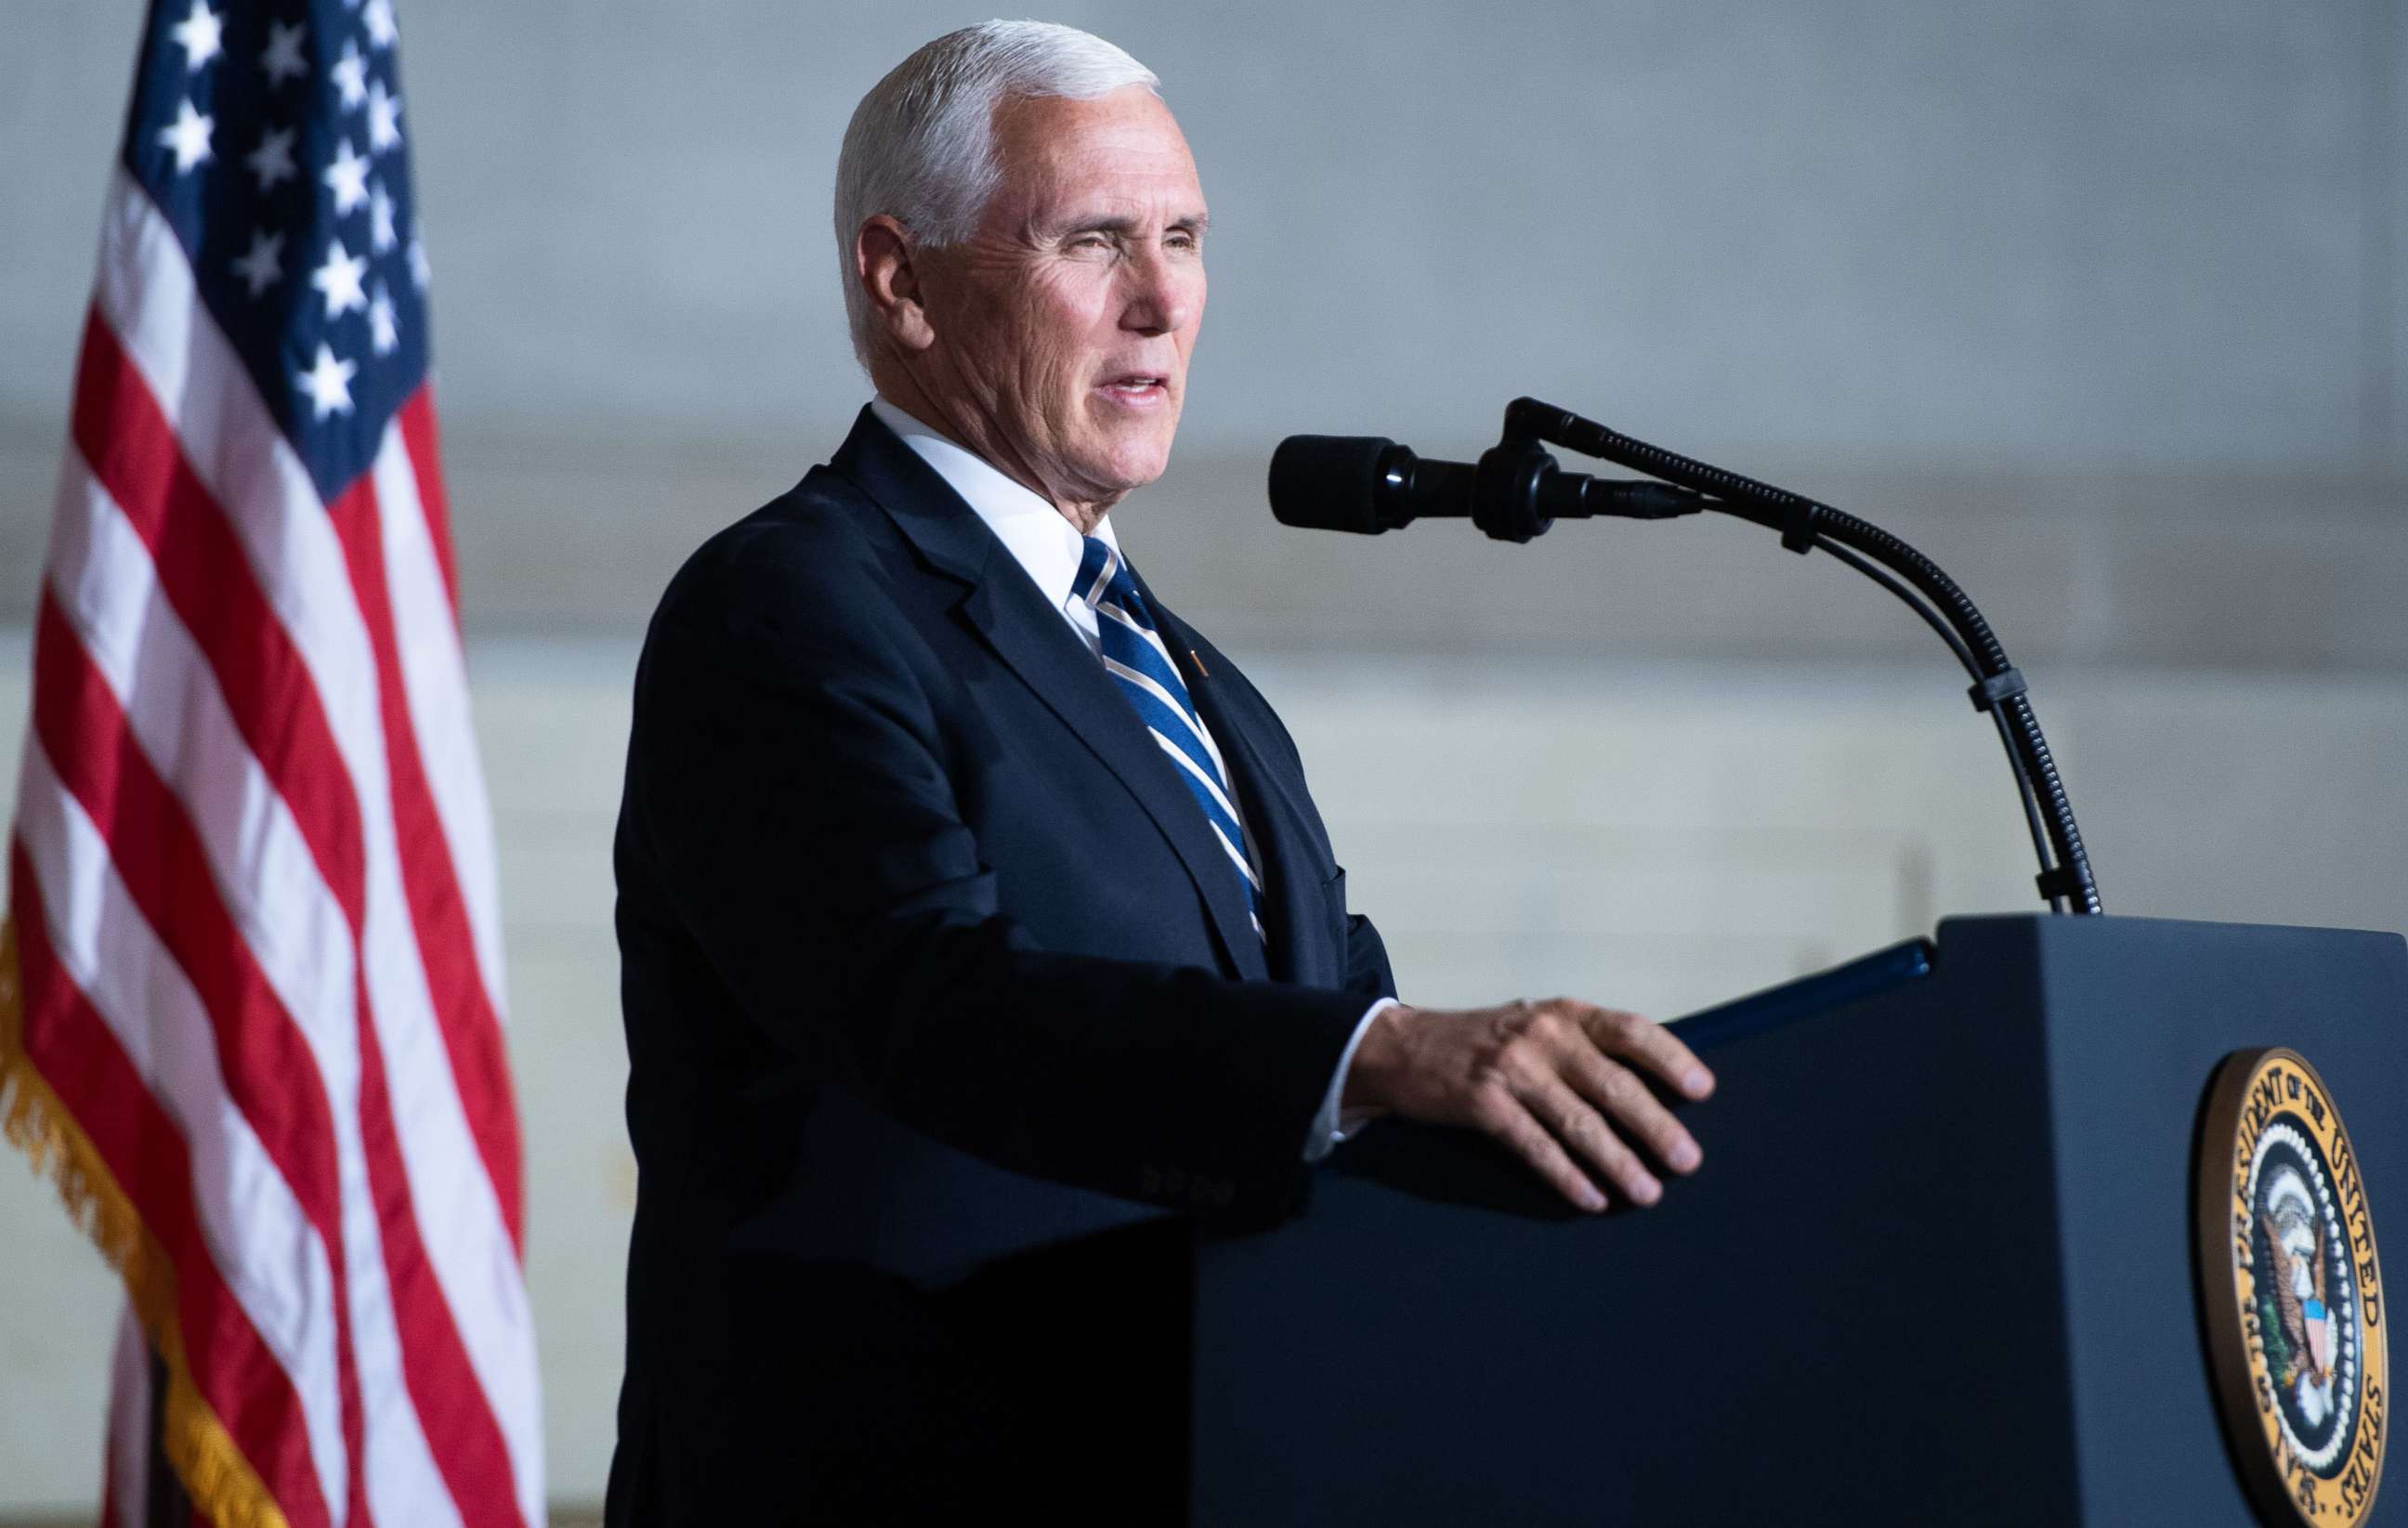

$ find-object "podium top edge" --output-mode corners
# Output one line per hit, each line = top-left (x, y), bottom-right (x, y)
(1935, 911), (2408, 947)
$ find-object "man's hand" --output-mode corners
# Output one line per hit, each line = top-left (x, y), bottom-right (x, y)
(1340, 999), (1715, 1213)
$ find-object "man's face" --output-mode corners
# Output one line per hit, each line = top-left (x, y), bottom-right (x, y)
(914, 86), (1207, 511)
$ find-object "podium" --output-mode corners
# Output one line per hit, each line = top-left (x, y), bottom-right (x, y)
(1157, 915), (2406, 1524)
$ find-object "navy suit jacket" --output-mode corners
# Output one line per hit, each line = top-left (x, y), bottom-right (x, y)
(605, 408), (1394, 1520)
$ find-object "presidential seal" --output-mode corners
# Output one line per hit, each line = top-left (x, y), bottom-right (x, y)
(2198, 1047), (2388, 1527)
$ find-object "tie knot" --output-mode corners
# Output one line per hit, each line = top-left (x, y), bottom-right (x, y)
(1074, 534), (1126, 610)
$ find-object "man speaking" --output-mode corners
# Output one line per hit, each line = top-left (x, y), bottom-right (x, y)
(606, 20), (1716, 1521)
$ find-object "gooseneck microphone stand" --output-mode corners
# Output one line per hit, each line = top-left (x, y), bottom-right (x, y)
(1478, 398), (2102, 916)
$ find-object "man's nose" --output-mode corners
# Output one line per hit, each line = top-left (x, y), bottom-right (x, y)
(1118, 247), (1197, 335)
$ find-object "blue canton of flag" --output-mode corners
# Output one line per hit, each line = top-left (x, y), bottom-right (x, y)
(126, 0), (430, 505)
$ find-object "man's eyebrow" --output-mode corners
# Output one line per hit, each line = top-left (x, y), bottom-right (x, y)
(1046, 212), (1211, 238)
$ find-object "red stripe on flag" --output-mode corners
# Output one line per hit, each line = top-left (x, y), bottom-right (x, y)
(64, 305), (527, 1523)
(31, 589), (348, 1292)
(70, 309), (522, 1253)
(9, 844), (335, 1528)
(322, 471), (530, 1527)
(395, 388), (461, 616)
(29, 591), (372, 1525)
(67, 309), (369, 934)
(61, 310), (394, 1523)
(328, 471), (525, 1247)
(347, 934), (530, 1528)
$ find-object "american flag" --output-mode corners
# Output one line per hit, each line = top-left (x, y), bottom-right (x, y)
(0, 2), (543, 1526)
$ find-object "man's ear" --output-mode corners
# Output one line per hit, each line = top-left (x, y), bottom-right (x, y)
(856, 215), (936, 354)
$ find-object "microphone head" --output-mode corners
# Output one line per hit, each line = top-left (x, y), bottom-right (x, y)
(1268, 434), (1400, 534)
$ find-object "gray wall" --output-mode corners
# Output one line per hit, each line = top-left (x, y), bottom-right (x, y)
(4, 0), (2401, 663)
(6, 0), (2401, 470)
(1, 0), (2402, 1516)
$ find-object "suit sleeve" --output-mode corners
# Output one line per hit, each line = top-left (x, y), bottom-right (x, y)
(622, 531), (1370, 1221)
(1342, 910), (1396, 1003)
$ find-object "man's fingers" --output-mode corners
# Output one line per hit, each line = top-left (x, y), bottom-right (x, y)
(1563, 1048), (1703, 1176)
(1381, 999), (1711, 1212)
(1576, 1004), (1715, 1101)
(1472, 1088), (1608, 1213)
(1522, 1072), (1662, 1206)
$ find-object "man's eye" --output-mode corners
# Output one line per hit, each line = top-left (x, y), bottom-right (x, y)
(1069, 233), (1112, 251)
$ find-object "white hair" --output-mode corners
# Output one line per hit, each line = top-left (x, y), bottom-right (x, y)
(833, 21), (1160, 368)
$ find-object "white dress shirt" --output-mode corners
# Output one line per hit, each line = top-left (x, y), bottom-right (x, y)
(868, 396), (1391, 1162)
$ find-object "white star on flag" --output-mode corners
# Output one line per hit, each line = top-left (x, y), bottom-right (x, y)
(170, 0), (224, 72)
(323, 137), (372, 214)
(369, 182), (398, 253)
(157, 98), (215, 173)
(408, 236), (431, 290)
(259, 19), (308, 86)
(363, 0), (399, 48)
(331, 39), (369, 109)
(310, 238), (369, 318)
(369, 281), (399, 355)
(366, 79), (403, 152)
(231, 229), (285, 297)
(295, 342), (358, 419)
(244, 125), (297, 191)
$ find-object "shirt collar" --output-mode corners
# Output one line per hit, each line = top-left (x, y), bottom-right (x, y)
(869, 395), (1119, 614)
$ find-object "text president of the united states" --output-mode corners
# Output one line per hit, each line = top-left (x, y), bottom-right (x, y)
(605, 20), (1717, 1522)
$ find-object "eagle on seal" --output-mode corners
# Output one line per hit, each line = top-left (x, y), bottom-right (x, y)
(2262, 1195), (2336, 1389)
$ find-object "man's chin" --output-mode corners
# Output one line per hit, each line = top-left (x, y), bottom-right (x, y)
(1073, 428), (1179, 495)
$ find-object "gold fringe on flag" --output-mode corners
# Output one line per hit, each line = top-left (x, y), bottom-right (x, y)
(0, 915), (294, 1528)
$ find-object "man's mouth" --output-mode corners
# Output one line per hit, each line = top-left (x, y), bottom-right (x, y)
(1099, 373), (1171, 405)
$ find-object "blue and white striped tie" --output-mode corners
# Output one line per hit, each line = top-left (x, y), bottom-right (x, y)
(1074, 535), (1267, 946)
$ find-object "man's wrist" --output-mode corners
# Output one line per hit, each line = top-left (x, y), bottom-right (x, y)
(1339, 999), (1410, 1116)
(1303, 998), (1401, 1163)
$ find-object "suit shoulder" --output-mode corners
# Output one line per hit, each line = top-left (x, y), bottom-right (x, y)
(650, 466), (902, 639)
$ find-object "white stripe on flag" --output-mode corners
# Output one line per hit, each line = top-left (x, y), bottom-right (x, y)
(370, 431), (508, 1019)
(14, 738), (352, 1515)
(49, 453), (369, 1204)
(91, 168), (531, 1528)
(44, 450), (483, 1527)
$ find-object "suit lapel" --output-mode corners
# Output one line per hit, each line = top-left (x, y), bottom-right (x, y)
(830, 408), (1269, 982)
(1142, 582), (1341, 990)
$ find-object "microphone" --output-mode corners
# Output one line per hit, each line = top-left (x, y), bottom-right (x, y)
(1269, 434), (1705, 542)
(1263, 397), (2103, 916)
